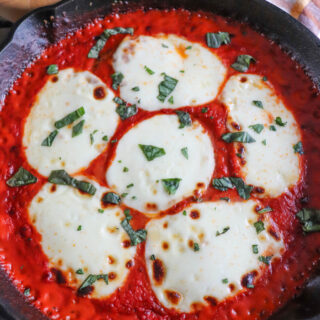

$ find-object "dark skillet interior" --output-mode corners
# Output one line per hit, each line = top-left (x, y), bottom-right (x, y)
(0, 0), (320, 319)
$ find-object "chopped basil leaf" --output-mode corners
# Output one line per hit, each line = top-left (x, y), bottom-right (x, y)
(114, 97), (137, 120)
(236, 153), (242, 158)
(76, 268), (84, 275)
(220, 197), (230, 202)
(78, 274), (108, 292)
(296, 208), (320, 233)
(48, 170), (96, 195)
(293, 141), (304, 155)
(120, 209), (147, 246)
(275, 116), (287, 127)
(47, 64), (59, 75)
(161, 178), (182, 195)
(176, 111), (192, 129)
(254, 221), (265, 234)
(144, 65), (155, 75)
(231, 55), (256, 72)
(262, 76), (268, 81)
(111, 72), (124, 90)
(183, 210), (187, 216)
(186, 45), (192, 50)
(88, 27), (134, 58)
(168, 96), (174, 104)
(212, 177), (234, 191)
(132, 196), (137, 200)
(150, 254), (156, 260)
(98, 208), (104, 213)
(206, 32), (231, 48)
(139, 144), (166, 161)
(201, 107), (208, 113)
(90, 129), (98, 145)
(193, 242), (200, 251)
(257, 206), (272, 214)
(222, 131), (255, 143)
(54, 107), (85, 129)
(111, 139), (117, 143)
(269, 125), (276, 131)
(248, 124), (264, 134)
(132, 86), (140, 92)
(121, 192), (128, 198)
(216, 226), (230, 236)
(181, 147), (188, 159)
(123, 167), (129, 172)
(127, 183), (134, 188)
(102, 192), (121, 205)
(252, 244), (259, 254)
(157, 74), (178, 102)
(41, 130), (58, 146)
(102, 135), (108, 141)
(222, 278), (228, 284)
(212, 177), (253, 200)
(72, 120), (85, 137)
(262, 139), (267, 146)
(6, 167), (37, 187)
(252, 100), (263, 109)
(180, 70), (185, 73)
(161, 44), (168, 48)
(77, 225), (82, 231)
(24, 288), (30, 296)
(258, 255), (272, 265)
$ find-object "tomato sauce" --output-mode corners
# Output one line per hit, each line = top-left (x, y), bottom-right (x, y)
(0, 8), (320, 320)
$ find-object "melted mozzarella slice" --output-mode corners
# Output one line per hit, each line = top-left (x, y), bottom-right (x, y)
(28, 179), (136, 298)
(23, 68), (119, 177)
(112, 34), (226, 111)
(107, 114), (214, 214)
(220, 74), (301, 197)
(145, 201), (284, 312)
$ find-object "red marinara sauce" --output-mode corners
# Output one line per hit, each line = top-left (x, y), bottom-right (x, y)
(0, 8), (320, 320)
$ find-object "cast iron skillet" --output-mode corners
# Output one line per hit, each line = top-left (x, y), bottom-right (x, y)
(0, 0), (320, 319)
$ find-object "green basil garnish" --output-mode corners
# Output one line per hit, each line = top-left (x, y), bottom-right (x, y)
(48, 170), (96, 195)
(181, 147), (188, 159)
(193, 243), (200, 251)
(132, 86), (140, 92)
(120, 209), (147, 246)
(41, 130), (58, 146)
(161, 178), (181, 195)
(47, 64), (59, 75)
(269, 125), (276, 131)
(111, 72), (124, 90)
(76, 268), (84, 275)
(54, 107), (85, 129)
(212, 177), (253, 200)
(293, 141), (304, 155)
(248, 124), (264, 134)
(176, 111), (192, 129)
(231, 55), (256, 72)
(257, 207), (272, 214)
(157, 74), (178, 102)
(258, 255), (272, 265)
(6, 167), (37, 187)
(296, 208), (320, 233)
(222, 131), (255, 143)
(88, 27), (134, 59)
(252, 100), (263, 109)
(114, 97), (137, 120)
(206, 32), (231, 48)
(252, 244), (259, 254)
(144, 66), (155, 75)
(72, 120), (85, 137)
(216, 226), (230, 236)
(102, 192), (121, 205)
(253, 221), (265, 234)
(78, 274), (108, 292)
(275, 116), (287, 127)
(139, 144), (165, 161)
(90, 130), (98, 145)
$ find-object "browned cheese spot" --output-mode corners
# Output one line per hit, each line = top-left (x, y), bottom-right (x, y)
(122, 240), (131, 248)
(164, 290), (182, 305)
(108, 272), (117, 281)
(93, 86), (106, 100)
(162, 241), (169, 250)
(241, 270), (258, 288)
(145, 203), (158, 211)
(204, 296), (218, 306)
(152, 259), (166, 285)
(190, 210), (200, 219)
(50, 184), (57, 193)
